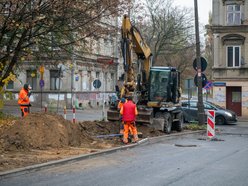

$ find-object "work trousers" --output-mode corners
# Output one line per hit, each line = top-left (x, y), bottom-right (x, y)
(119, 121), (134, 135)
(123, 121), (138, 144)
(20, 106), (30, 117)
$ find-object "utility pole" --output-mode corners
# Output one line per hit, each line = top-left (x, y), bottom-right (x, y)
(194, 0), (205, 125)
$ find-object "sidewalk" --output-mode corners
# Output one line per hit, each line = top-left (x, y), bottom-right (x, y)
(1, 105), (106, 121)
(237, 116), (248, 122)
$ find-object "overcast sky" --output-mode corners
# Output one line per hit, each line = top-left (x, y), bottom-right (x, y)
(173, 0), (212, 25)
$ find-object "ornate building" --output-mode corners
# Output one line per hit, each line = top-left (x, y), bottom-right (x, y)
(211, 0), (248, 116)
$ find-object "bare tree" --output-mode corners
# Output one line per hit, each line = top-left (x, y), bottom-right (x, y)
(0, 0), (128, 90)
(127, 0), (195, 77)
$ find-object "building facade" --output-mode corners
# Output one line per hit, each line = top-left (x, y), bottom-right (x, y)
(5, 16), (124, 109)
(211, 0), (248, 116)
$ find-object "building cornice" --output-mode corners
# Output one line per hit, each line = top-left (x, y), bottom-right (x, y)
(212, 67), (248, 70)
(222, 34), (246, 45)
(222, 0), (245, 5)
(213, 77), (248, 81)
(210, 25), (248, 33)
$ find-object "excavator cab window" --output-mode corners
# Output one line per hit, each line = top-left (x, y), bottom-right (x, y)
(149, 70), (170, 101)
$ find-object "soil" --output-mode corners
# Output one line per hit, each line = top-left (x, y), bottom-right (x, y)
(0, 112), (165, 172)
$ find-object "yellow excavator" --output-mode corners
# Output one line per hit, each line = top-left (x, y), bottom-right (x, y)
(107, 15), (183, 133)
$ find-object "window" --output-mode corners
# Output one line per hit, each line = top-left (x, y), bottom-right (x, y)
(111, 73), (114, 90)
(204, 103), (213, 109)
(87, 71), (91, 91)
(232, 92), (241, 102)
(50, 70), (60, 90)
(6, 80), (14, 90)
(96, 38), (100, 55)
(227, 4), (241, 25)
(111, 73), (114, 80)
(227, 46), (240, 67)
(96, 72), (100, 79)
(182, 102), (189, 107)
(27, 70), (37, 90)
(190, 102), (197, 108)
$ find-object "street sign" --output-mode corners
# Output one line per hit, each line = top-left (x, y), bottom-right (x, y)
(203, 81), (212, 90)
(213, 82), (226, 86)
(75, 76), (79, 81)
(39, 79), (44, 88)
(93, 79), (101, 89)
(193, 57), (208, 72)
(194, 73), (207, 87)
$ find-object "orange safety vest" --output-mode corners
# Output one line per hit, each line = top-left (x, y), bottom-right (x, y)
(120, 100), (138, 122)
(18, 88), (30, 106)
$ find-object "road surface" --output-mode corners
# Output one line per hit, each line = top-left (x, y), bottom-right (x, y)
(1, 123), (248, 186)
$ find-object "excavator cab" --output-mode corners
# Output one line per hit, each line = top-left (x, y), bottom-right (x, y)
(148, 67), (180, 104)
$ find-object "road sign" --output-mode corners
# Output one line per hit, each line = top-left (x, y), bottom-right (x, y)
(39, 79), (44, 88)
(93, 79), (101, 89)
(75, 76), (79, 81)
(193, 57), (208, 72)
(194, 73), (207, 87)
(213, 82), (226, 87)
(203, 81), (212, 90)
(207, 110), (215, 139)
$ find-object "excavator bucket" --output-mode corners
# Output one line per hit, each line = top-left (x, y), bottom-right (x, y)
(136, 109), (153, 124)
(107, 109), (120, 121)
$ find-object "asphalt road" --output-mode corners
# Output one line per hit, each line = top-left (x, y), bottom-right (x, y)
(1, 123), (248, 186)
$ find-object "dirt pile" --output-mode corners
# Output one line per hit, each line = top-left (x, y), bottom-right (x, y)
(0, 112), (165, 172)
(0, 112), (165, 152)
(0, 113), (96, 151)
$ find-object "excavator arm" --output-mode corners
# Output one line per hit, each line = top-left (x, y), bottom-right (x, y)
(120, 15), (152, 98)
(107, 15), (153, 122)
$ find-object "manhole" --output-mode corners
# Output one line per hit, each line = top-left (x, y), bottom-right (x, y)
(174, 144), (197, 147)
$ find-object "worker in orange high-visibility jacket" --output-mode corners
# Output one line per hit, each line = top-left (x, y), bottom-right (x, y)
(18, 84), (32, 117)
(120, 95), (138, 144)
(118, 97), (127, 134)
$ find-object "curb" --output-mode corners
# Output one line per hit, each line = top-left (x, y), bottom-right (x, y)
(0, 140), (148, 179)
(0, 130), (203, 179)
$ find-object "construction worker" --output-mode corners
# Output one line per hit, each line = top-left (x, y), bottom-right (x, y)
(18, 83), (32, 117)
(120, 95), (138, 144)
(118, 97), (127, 134)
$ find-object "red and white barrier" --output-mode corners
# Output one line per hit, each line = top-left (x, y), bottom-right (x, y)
(207, 110), (215, 139)
(44, 105), (47, 113)
(72, 106), (76, 123)
(64, 106), (67, 120)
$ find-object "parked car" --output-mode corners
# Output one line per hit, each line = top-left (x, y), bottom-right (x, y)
(181, 100), (237, 125)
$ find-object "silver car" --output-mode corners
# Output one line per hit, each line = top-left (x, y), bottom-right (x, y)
(181, 100), (237, 125)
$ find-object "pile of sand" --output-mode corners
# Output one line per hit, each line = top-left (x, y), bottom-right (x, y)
(0, 113), (95, 151)
(0, 112), (164, 152)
